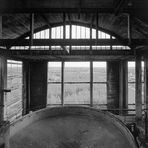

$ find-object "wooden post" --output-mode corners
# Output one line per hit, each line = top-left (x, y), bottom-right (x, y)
(30, 13), (34, 49)
(22, 61), (30, 115)
(107, 61), (120, 114)
(63, 13), (66, 39)
(0, 16), (7, 121)
(110, 35), (113, 50)
(96, 11), (98, 40)
(90, 24), (92, 100)
(30, 61), (47, 111)
(119, 60), (128, 115)
(0, 16), (2, 39)
(144, 55), (148, 137)
(69, 20), (72, 53)
(128, 14), (132, 47)
(90, 61), (93, 107)
(135, 55), (142, 123)
(61, 61), (64, 106)
(49, 28), (51, 50)
(0, 57), (7, 121)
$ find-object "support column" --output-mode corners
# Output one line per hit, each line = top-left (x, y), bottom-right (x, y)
(22, 61), (30, 115)
(0, 15), (7, 121)
(135, 55), (142, 123)
(144, 55), (148, 138)
(29, 13), (34, 48)
(119, 60), (128, 115)
(107, 61), (120, 114)
(90, 61), (93, 107)
(30, 61), (47, 111)
(23, 61), (48, 113)
(61, 61), (64, 106)
(0, 57), (7, 121)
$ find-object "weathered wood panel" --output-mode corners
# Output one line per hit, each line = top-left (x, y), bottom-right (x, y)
(30, 61), (47, 111)
(107, 61), (120, 114)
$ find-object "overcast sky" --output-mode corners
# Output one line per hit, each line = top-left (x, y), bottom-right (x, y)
(48, 61), (144, 68)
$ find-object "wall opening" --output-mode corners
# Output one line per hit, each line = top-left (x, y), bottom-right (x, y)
(5, 60), (22, 121)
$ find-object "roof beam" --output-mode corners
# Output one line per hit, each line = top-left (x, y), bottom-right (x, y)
(114, 0), (130, 15)
(9, 49), (133, 55)
(0, 39), (125, 46)
(0, 8), (138, 14)
(30, 13), (34, 48)
(40, 13), (68, 52)
(0, 39), (147, 47)
(40, 14), (51, 28)
(0, 46), (135, 60)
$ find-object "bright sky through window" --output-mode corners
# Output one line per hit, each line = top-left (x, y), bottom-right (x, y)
(48, 62), (106, 67)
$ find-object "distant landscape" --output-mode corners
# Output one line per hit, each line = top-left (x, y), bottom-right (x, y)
(6, 66), (22, 121)
(48, 67), (107, 105)
(5, 66), (144, 121)
(47, 67), (144, 107)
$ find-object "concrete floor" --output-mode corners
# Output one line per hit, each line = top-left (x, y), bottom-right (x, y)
(10, 115), (135, 148)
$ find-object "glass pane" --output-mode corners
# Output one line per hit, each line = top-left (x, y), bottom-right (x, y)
(48, 62), (61, 82)
(142, 83), (144, 104)
(128, 62), (135, 82)
(93, 62), (106, 82)
(64, 84), (90, 104)
(142, 61), (144, 82)
(47, 84), (61, 104)
(93, 84), (107, 105)
(64, 62), (90, 82)
(66, 25), (70, 39)
(128, 83), (135, 104)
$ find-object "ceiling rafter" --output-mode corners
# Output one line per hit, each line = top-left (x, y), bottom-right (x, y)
(0, 39), (147, 47)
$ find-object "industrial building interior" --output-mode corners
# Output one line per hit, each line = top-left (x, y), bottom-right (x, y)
(0, 0), (148, 148)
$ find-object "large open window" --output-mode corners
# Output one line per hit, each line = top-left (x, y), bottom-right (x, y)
(11, 25), (130, 50)
(64, 62), (90, 105)
(47, 62), (62, 105)
(93, 62), (107, 108)
(128, 61), (144, 111)
(5, 60), (22, 121)
(47, 61), (107, 107)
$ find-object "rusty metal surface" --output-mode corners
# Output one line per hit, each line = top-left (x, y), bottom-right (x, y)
(9, 106), (137, 148)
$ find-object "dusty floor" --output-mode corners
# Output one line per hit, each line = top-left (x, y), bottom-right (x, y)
(10, 115), (134, 148)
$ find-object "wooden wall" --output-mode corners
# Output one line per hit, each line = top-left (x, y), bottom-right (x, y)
(107, 61), (120, 114)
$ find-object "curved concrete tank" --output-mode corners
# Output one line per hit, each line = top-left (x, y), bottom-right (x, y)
(9, 106), (137, 148)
